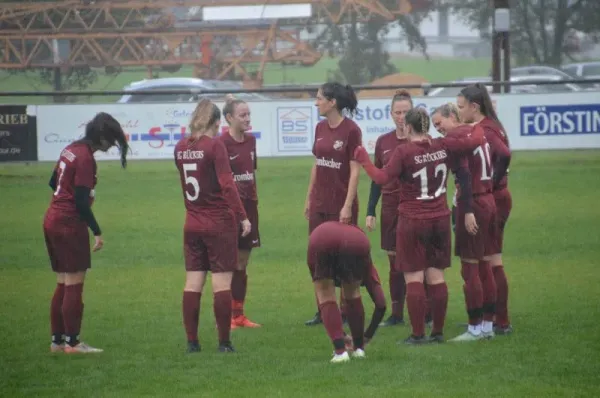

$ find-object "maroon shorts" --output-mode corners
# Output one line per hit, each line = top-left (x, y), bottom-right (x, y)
(43, 211), (91, 273)
(307, 205), (359, 278)
(309, 250), (370, 284)
(238, 199), (260, 251)
(184, 228), (238, 273)
(455, 194), (497, 259)
(395, 215), (451, 273)
(488, 188), (512, 254)
(380, 199), (398, 252)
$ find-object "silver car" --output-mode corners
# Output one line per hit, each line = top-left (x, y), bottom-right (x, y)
(117, 77), (271, 103)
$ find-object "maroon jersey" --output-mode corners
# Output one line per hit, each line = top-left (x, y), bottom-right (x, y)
(174, 136), (246, 232)
(48, 142), (97, 216)
(309, 221), (370, 255)
(311, 118), (362, 214)
(374, 131), (408, 196)
(447, 126), (493, 196)
(357, 125), (485, 220)
(218, 132), (258, 201)
(479, 117), (511, 190)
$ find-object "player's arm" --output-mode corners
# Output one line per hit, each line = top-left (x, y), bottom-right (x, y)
(354, 146), (401, 185)
(74, 156), (101, 236)
(367, 141), (384, 217)
(486, 131), (511, 188)
(252, 136), (258, 171)
(48, 169), (58, 191)
(453, 163), (473, 214)
(214, 141), (248, 222)
(343, 161), (360, 211)
(443, 125), (485, 155)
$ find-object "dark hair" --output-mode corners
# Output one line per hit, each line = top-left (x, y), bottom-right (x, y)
(432, 102), (459, 120)
(320, 82), (358, 117)
(391, 89), (413, 107)
(80, 112), (129, 168)
(190, 99), (221, 134)
(222, 94), (246, 125)
(459, 83), (507, 137)
(405, 108), (430, 135)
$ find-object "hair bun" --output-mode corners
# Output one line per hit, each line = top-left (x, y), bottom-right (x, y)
(394, 89), (411, 97)
(225, 94), (236, 103)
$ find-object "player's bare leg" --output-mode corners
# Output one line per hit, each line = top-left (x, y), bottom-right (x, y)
(402, 271), (432, 345)
(50, 273), (66, 352)
(62, 271), (102, 354)
(213, 272), (235, 352)
(182, 271), (207, 353)
(231, 250), (260, 329)
(315, 279), (349, 363)
(489, 253), (512, 334)
(425, 268), (448, 343)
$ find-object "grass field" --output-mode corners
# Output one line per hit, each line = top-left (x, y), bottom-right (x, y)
(1, 150), (600, 397)
(0, 56), (491, 105)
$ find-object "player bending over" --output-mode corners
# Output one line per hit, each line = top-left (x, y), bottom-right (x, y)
(308, 221), (372, 363)
(44, 112), (129, 354)
(175, 99), (251, 353)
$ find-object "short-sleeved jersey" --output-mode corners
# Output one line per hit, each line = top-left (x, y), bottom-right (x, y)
(374, 131), (408, 196)
(479, 117), (511, 190)
(447, 125), (493, 196)
(219, 132), (258, 201)
(48, 142), (97, 216)
(309, 221), (370, 256)
(378, 126), (484, 219)
(174, 136), (237, 232)
(311, 118), (362, 214)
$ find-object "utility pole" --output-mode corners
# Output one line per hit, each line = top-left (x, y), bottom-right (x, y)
(492, 0), (510, 93)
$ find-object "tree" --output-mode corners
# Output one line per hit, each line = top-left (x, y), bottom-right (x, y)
(448, 0), (600, 66)
(310, 1), (432, 85)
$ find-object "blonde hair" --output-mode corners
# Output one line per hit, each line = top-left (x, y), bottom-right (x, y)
(189, 99), (221, 135)
(432, 102), (460, 121)
(222, 94), (246, 125)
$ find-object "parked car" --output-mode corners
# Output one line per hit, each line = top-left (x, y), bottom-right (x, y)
(427, 74), (581, 97)
(117, 77), (271, 103)
(510, 65), (577, 80)
(561, 62), (600, 88)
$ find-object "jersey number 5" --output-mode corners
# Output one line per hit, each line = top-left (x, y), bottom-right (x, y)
(183, 163), (200, 201)
(413, 164), (448, 201)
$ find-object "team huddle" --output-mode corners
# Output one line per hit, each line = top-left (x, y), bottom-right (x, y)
(41, 81), (512, 363)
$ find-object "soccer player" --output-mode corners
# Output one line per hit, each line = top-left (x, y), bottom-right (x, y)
(308, 221), (371, 363)
(175, 99), (252, 353)
(304, 82), (362, 326)
(43, 112), (129, 354)
(219, 95), (261, 329)
(353, 108), (485, 344)
(366, 89), (412, 327)
(431, 102), (498, 341)
(456, 85), (512, 335)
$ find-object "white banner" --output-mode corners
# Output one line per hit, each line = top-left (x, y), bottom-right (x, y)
(35, 91), (600, 161)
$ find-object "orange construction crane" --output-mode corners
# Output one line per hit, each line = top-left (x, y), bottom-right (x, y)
(0, 0), (430, 84)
